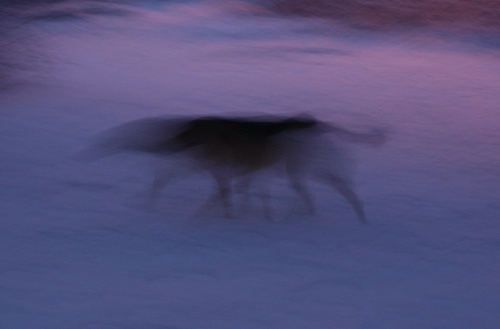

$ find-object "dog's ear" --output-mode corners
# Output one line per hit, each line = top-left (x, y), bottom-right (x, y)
(284, 113), (318, 130)
(291, 112), (315, 122)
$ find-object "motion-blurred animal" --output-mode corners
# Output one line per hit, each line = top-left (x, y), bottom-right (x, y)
(82, 114), (385, 222)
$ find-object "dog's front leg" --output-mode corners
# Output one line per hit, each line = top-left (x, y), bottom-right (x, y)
(322, 173), (366, 224)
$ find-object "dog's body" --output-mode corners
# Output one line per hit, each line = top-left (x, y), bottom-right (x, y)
(83, 114), (385, 222)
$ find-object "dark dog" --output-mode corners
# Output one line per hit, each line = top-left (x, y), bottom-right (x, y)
(82, 114), (385, 222)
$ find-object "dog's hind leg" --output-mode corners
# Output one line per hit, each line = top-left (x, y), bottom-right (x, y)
(130, 174), (170, 211)
(141, 163), (173, 210)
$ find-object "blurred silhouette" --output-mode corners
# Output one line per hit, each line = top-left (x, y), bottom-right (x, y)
(81, 114), (386, 222)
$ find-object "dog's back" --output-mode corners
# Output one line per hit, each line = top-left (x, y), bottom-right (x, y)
(166, 116), (318, 173)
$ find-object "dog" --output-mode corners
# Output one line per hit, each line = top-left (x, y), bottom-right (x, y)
(81, 114), (385, 222)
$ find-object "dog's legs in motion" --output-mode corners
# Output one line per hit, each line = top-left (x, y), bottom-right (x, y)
(145, 165), (172, 209)
(236, 174), (253, 212)
(258, 181), (273, 221)
(286, 161), (316, 215)
(321, 173), (366, 224)
(196, 170), (233, 218)
(236, 174), (273, 221)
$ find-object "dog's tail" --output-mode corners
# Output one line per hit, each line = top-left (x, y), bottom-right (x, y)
(76, 117), (190, 161)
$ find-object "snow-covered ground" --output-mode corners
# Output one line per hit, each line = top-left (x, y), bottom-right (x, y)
(1, 1), (499, 328)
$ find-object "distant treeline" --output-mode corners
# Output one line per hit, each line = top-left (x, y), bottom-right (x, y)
(0, 0), (65, 7)
(262, 0), (500, 29)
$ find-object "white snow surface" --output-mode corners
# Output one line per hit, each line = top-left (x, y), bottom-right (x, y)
(1, 1), (499, 328)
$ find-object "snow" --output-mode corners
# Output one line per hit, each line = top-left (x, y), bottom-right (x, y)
(1, 1), (499, 328)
